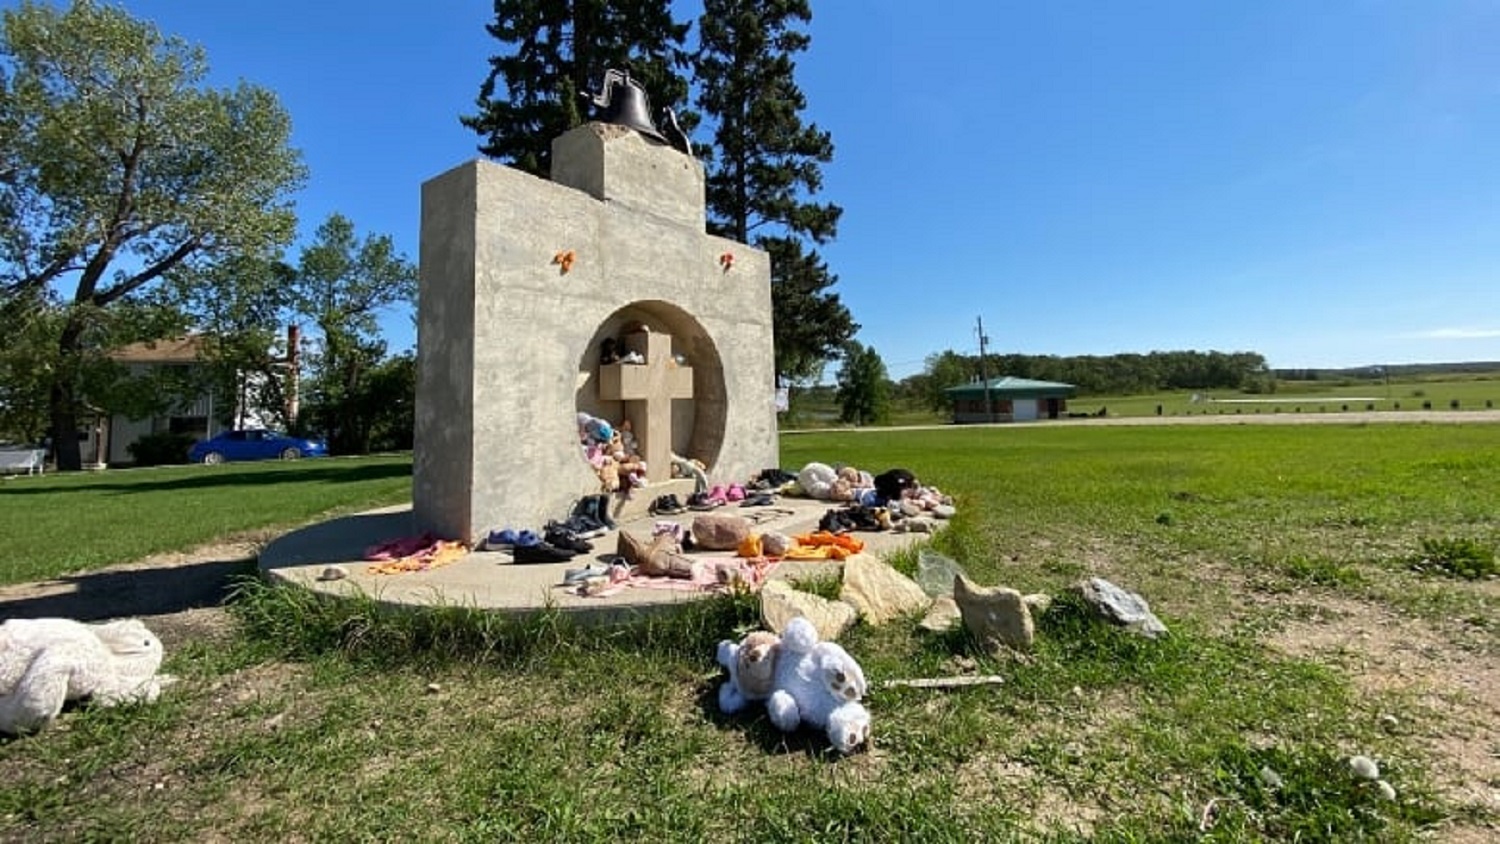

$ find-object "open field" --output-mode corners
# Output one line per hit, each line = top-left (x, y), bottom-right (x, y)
(1, 425), (1497, 840)
(785, 373), (1500, 428)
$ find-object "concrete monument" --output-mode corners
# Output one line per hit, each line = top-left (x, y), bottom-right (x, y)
(414, 113), (777, 542)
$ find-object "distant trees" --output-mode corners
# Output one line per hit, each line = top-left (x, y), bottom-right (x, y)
(836, 341), (890, 426)
(463, 0), (693, 177)
(906, 349), (1271, 396)
(0, 0), (306, 467)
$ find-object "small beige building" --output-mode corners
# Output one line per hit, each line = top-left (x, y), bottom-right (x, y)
(945, 376), (1076, 424)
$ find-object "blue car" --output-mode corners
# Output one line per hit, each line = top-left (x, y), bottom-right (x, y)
(189, 429), (329, 464)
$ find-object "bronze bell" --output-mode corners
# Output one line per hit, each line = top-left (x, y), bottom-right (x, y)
(585, 68), (669, 145)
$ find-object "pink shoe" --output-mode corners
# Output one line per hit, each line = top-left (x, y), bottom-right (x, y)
(725, 483), (746, 502)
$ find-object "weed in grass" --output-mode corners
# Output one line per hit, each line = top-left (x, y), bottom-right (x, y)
(1277, 554), (1367, 587)
(1409, 537), (1497, 580)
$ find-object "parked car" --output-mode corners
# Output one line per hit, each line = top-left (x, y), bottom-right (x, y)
(189, 430), (328, 464)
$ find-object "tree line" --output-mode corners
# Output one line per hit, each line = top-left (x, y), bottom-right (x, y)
(900, 349), (1272, 413)
(1, 0), (855, 468)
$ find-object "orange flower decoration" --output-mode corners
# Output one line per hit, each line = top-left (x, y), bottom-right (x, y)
(719, 251), (735, 271)
(553, 250), (577, 274)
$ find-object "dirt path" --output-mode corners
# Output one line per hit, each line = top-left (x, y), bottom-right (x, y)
(0, 533), (274, 650)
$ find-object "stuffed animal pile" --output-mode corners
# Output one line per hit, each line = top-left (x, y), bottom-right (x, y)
(0, 617), (174, 735)
(578, 412), (648, 493)
(716, 616), (871, 754)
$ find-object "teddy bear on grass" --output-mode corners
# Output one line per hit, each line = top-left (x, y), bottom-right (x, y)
(715, 616), (871, 754)
(0, 617), (174, 735)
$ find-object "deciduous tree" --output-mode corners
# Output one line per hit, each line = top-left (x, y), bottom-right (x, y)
(836, 341), (890, 426)
(291, 214), (417, 455)
(0, 0), (305, 469)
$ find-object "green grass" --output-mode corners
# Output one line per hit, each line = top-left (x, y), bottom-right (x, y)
(0, 455), (412, 584)
(2, 426), (1496, 840)
(1054, 375), (1500, 419)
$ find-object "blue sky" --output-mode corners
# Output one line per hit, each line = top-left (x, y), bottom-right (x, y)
(113, 0), (1500, 379)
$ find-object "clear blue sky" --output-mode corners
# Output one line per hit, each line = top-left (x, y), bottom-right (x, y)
(115, 0), (1500, 379)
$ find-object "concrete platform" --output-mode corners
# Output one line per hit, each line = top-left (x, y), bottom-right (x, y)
(259, 494), (942, 622)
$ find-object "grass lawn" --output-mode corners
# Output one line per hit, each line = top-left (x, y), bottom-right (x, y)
(0, 455), (413, 585)
(1, 426), (1496, 840)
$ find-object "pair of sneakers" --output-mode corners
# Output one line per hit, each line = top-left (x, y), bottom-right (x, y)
(513, 541), (576, 563)
(544, 521), (594, 554)
(649, 494), (686, 515)
(482, 528), (538, 551)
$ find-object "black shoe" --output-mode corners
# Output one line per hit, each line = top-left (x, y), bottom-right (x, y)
(650, 494), (685, 515)
(513, 541), (576, 563)
(544, 522), (594, 553)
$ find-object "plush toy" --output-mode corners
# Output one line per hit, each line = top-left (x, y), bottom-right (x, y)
(618, 419), (639, 456)
(716, 629), (781, 713)
(797, 462), (837, 500)
(596, 459), (622, 493)
(576, 412), (614, 446)
(717, 616), (871, 754)
(0, 617), (174, 735)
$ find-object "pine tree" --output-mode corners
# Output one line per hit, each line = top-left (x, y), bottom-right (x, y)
(695, 0), (856, 381)
(462, 0), (692, 177)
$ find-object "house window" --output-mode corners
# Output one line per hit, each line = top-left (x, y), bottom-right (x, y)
(170, 416), (207, 438)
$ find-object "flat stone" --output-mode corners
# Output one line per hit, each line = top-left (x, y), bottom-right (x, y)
(953, 574), (1035, 653)
(918, 595), (962, 632)
(839, 553), (932, 625)
(760, 530), (794, 557)
(1074, 577), (1167, 638)
(760, 579), (857, 642)
(1022, 593), (1053, 615)
(691, 513), (750, 551)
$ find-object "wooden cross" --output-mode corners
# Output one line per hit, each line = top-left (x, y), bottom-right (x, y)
(598, 330), (693, 482)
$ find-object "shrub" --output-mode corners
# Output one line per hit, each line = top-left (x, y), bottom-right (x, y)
(1409, 537), (1497, 580)
(126, 431), (194, 466)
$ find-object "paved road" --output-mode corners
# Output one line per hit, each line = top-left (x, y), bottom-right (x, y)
(784, 409), (1500, 434)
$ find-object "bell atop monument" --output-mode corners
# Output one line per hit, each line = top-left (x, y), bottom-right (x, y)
(583, 68), (692, 156)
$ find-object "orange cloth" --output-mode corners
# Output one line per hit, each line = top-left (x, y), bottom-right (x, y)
(736, 534), (764, 558)
(367, 539), (468, 575)
(792, 531), (865, 554)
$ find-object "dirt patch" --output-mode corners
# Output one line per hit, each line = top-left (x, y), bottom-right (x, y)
(0, 532), (276, 651)
(1262, 593), (1500, 829)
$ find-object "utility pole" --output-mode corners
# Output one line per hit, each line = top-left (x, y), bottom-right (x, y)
(976, 316), (993, 423)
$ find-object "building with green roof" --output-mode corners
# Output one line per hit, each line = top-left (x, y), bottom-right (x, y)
(944, 376), (1076, 424)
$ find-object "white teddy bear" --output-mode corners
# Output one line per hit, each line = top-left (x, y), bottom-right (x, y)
(0, 617), (174, 735)
(716, 630), (781, 714)
(716, 616), (871, 754)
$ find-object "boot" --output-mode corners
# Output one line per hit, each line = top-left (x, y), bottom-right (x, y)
(588, 493), (616, 531)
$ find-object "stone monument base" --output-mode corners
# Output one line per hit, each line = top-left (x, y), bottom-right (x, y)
(259, 497), (941, 624)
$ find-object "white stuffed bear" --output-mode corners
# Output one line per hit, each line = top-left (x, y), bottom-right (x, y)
(716, 630), (781, 714)
(716, 616), (871, 754)
(797, 462), (838, 500)
(0, 617), (173, 735)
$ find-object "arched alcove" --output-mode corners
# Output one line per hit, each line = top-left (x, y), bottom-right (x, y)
(573, 299), (727, 475)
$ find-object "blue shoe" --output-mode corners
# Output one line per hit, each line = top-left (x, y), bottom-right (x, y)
(513, 529), (541, 548)
(482, 528), (520, 551)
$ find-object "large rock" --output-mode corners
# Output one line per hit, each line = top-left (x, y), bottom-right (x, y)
(953, 574), (1035, 653)
(691, 513), (751, 551)
(760, 580), (857, 641)
(1074, 577), (1167, 638)
(839, 553), (932, 625)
